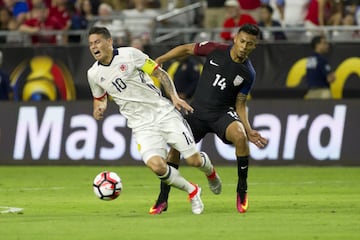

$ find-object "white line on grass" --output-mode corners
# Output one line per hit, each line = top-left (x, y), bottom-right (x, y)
(0, 206), (23, 214)
(0, 187), (65, 192)
(20, 187), (65, 191)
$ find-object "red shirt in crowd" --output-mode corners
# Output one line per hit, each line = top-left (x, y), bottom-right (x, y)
(305, 0), (332, 25)
(23, 17), (63, 43)
(220, 14), (257, 40)
(237, 0), (261, 10)
(48, 6), (70, 30)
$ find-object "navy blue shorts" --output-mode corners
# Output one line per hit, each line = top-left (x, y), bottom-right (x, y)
(184, 109), (241, 144)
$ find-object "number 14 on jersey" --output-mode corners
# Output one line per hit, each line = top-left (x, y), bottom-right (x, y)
(213, 74), (226, 90)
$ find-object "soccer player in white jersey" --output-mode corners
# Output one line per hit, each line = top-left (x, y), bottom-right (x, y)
(87, 27), (222, 214)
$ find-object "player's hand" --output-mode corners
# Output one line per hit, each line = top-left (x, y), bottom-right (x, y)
(155, 57), (163, 66)
(327, 72), (336, 83)
(94, 107), (105, 120)
(172, 96), (194, 115)
(248, 130), (268, 148)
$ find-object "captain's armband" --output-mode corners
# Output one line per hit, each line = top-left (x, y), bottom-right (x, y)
(141, 58), (159, 75)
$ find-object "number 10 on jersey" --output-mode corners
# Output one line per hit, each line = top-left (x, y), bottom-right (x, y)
(112, 78), (127, 92)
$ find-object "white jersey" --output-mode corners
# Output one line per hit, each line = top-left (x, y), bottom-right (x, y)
(284, 0), (310, 26)
(87, 47), (174, 129)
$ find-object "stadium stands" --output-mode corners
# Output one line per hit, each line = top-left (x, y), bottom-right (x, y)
(0, 1), (358, 45)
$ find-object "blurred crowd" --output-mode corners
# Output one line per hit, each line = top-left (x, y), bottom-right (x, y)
(0, 0), (166, 45)
(0, 0), (359, 101)
(210, 0), (360, 42)
(0, 0), (359, 46)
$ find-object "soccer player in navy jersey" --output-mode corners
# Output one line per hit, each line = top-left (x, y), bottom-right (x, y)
(304, 35), (335, 99)
(149, 24), (268, 214)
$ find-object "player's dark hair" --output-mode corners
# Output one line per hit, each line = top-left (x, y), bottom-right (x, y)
(311, 35), (325, 50)
(238, 24), (260, 37)
(88, 26), (112, 39)
(262, 4), (273, 14)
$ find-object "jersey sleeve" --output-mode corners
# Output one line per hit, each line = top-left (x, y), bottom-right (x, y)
(131, 47), (159, 75)
(240, 75), (255, 95)
(194, 41), (229, 56)
(240, 61), (256, 95)
(87, 68), (106, 99)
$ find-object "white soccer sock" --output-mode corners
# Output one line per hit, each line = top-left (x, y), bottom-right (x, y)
(159, 166), (195, 194)
(199, 152), (215, 177)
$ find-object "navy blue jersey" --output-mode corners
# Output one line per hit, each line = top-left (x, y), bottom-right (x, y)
(0, 70), (11, 100)
(172, 57), (201, 99)
(191, 41), (256, 119)
(306, 52), (331, 88)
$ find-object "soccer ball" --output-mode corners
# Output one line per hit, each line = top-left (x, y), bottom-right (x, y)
(93, 171), (122, 200)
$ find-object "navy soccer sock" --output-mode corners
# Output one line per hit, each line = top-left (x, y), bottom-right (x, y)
(156, 162), (179, 205)
(237, 156), (249, 199)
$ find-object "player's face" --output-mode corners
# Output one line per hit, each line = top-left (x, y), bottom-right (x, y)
(88, 33), (113, 64)
(318, 38), (329, 53)
(232, 31), (257, 62)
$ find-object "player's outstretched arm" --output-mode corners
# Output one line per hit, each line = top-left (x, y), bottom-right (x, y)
(235, 93), (252, 131)
(235, 93), (267, 148)
(93, 94), (107, 120)
(152, 67), (193, 114)
(155, 43), (196, 65)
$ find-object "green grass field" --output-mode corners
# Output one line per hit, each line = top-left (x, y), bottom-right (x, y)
(0, 166), (359, 240)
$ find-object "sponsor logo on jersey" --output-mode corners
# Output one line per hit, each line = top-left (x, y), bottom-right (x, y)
(119, 64), (128, 72)
(199, 41), (209, 46)
(233, 75), (244, 86)
(100, 77), (106, 82)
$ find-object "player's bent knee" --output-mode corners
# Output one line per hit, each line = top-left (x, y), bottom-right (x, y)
(184, 152), (202, 167)
(146, 156), (168, 176)
(234, 132), (247, 146)
(233, 133), (249, 154)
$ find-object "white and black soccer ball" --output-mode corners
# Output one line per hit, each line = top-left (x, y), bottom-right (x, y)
(93, 171), (122, 200)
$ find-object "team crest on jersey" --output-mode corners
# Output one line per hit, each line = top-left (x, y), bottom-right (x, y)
(119, 64), (128, 72)
(233, 75), (244, 86)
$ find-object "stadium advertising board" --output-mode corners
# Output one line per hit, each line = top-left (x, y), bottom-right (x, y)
(0, 100), (358, 166)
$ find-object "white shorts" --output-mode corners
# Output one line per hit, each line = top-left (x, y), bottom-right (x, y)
(133, 110), (198, 164)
